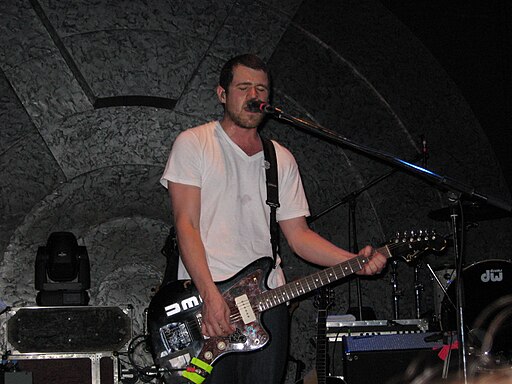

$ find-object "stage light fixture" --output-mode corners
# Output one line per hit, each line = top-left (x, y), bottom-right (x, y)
(35, 232), (90, 306)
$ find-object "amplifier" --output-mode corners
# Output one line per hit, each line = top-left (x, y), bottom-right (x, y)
(4, 306), (132, 354)
(326, 318), (428, 341)
(341, 332), (444, 384)
(343, 332), (444, 352)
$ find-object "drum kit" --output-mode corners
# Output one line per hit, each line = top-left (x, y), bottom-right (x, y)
(427, 201), (512, 374)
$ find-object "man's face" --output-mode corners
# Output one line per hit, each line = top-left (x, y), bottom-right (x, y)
(220, 64), (270, 129)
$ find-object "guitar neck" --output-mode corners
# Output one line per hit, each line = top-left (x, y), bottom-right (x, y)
(256, 245), (391, 311)
(316, 307), (328, 384)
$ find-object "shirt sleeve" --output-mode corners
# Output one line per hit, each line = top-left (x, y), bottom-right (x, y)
(160, 130), (202, 189)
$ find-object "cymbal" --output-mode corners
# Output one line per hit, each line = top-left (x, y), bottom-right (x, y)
(428, 202), (512, 222)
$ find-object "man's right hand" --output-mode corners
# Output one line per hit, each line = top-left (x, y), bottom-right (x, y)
(201, 288), (235, 337)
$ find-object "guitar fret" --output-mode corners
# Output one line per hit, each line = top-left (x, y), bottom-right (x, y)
(304, 276), (312, 291)
(324, 269), (335, 283)
(319, 270), (327, 285)
(325, 270), (332, 283)
(381, 245), (392, 259)
(284, 285), (293, 301)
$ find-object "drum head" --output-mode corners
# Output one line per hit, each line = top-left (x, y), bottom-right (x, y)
(441, 259), (512, 353)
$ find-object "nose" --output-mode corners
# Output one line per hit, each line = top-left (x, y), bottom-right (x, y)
(247, 86), (259, 98)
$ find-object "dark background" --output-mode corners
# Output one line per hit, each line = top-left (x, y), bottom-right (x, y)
(380, 0), (512, 190)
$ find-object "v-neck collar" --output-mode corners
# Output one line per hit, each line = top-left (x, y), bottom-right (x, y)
(216, 121), (263, 161)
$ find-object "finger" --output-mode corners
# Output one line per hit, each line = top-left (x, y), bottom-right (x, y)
(219, 314), (234, 334)
(215, 323), (225, 336)
(361, 245), (373, 258)
(206, 321), (223, 337)
(203, 322), (214, 337)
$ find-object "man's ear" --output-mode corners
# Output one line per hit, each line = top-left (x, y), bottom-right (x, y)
(216, 86), (226, 103)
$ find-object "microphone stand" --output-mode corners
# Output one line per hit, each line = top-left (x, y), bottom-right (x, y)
(348, 198), (363, 320)
(306, 158), (421, 320)
(266, 104), (512, 383)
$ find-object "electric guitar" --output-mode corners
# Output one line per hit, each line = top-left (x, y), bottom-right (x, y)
(147, 230), (445, 383)
(297, 288), (344, 384)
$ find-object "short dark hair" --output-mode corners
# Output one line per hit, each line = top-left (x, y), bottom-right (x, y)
(219, 54), (271, 92)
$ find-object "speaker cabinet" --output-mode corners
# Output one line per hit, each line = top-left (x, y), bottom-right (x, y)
(5, 306), (132, 353)
(339, 333), (446, 383)
(5, 353), (118, 384)
(343, 348), (440, 383)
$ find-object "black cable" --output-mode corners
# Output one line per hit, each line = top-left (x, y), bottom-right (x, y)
(125, 335), (163, 382)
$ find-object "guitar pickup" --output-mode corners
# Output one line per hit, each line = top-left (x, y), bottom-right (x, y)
(235, 294), (256, 324)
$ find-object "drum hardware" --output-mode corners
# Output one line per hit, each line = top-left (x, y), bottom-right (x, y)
(390, 259), (402, 320)
(428, 201), (512, 222)
(428, 263), (456, 319)
(262, 98), (512, 384)
(440, 260), (512, 377)
(441, 260), (512, 335)
(414, 263), (424, 319)
(389, 230), (447, 320)
(428, 193), (512, 382)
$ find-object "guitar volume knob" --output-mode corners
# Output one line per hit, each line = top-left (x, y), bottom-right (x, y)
(217, 341), (227, 350)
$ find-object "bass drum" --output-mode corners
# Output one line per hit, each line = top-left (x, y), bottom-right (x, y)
(441, 259), (512, 354)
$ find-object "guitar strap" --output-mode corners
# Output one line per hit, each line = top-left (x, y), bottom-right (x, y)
(182, 357), (213, 383)
(261, 136), (280, 268)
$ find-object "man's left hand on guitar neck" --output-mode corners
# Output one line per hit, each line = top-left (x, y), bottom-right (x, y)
(355, 245), (387, 276)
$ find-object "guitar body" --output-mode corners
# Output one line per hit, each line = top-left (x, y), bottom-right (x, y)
(147, 257), (274, 383)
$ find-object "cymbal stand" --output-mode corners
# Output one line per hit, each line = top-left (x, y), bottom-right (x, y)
(413, 135), (427, 320)
(449, 193), (469, 383)
(390, 259), (400, 319)
(414, 264), (424, 319)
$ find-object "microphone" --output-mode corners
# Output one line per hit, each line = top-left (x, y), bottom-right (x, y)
(246, 100), (281, 115)
(246, 99), (264, 113)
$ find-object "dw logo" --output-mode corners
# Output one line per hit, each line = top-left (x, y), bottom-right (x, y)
(481, 269), (503, 283)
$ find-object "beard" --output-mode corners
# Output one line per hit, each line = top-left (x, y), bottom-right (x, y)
(225, 106), (264, 129)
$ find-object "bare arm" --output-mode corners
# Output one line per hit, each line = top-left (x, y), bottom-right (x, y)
(279, 216), (386, 275)
(168, 181), (234, 336)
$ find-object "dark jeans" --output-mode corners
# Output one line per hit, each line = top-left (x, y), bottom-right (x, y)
(204, 304), (290, 384)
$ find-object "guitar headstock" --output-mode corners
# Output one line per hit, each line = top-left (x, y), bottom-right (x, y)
(314, 287), (335, 311)
(386, 229), (447, 263)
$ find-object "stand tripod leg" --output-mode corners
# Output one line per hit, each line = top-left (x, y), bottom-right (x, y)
(391, 260), (400, 319)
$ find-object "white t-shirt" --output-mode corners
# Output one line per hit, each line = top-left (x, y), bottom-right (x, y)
(160, 121), (310, 288)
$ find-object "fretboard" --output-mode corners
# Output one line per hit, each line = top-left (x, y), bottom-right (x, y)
(316, 307), (328, 384)
(256, 245), (391, 312)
